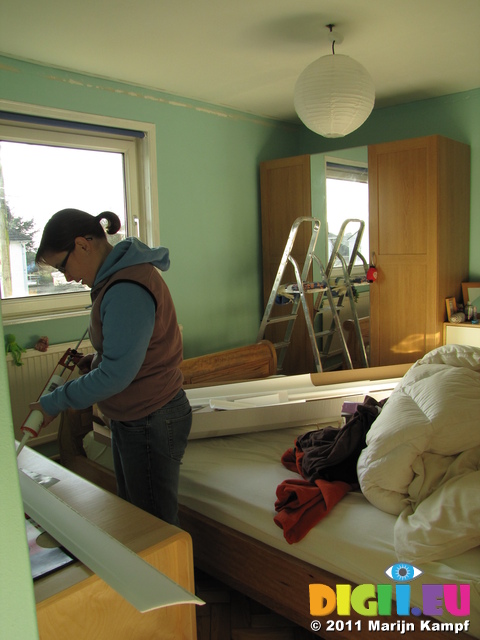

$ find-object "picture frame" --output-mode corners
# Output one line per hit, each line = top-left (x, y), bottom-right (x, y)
(445, 297), (457, 322)
(461, 282), (480, 309)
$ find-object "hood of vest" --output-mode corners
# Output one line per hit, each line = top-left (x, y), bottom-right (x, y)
(94, 237), (170, 288)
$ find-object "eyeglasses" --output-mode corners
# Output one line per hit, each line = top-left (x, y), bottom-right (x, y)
(57, 247), (73, 274)
(56, 237), (92, 274)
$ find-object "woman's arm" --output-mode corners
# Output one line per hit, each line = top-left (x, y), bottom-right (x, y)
(40, 282), (156, 416)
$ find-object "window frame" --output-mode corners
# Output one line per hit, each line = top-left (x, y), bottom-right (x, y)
(0, 100), (159, 324)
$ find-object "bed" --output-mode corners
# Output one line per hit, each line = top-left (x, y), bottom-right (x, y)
(56, 344), (480, 640)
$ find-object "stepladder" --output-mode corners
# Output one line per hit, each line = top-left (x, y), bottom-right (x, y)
(257, 217), (368, 373)
(257, 217), (352, 373)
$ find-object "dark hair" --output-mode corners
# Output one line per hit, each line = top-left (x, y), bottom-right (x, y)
(35, 208), (121, 265)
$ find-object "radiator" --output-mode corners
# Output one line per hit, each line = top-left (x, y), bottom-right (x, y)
(6, 340), (94, 446)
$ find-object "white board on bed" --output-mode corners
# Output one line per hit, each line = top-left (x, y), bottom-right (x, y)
(186, 370), (407, 440)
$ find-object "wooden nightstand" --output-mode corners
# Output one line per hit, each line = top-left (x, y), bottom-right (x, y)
(443, 322), (480, 347)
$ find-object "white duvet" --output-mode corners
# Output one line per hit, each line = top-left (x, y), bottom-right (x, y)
(357, 344), (480, 563)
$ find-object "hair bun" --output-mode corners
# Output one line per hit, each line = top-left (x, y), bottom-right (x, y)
(97, 211), (121, 235)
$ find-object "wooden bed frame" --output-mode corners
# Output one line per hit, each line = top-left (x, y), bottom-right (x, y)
(50, 344), (473, 640)
(177, 506), (473, 640)
(56, 423), (474, 640)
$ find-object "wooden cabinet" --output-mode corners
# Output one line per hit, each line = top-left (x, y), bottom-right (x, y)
(20, 447), (198, 640)
(444, 322), (480, 347)
(259, 155), (315, 375)
(368, 135), (470, 366)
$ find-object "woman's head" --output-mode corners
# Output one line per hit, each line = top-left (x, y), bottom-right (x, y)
(36, 208), (121, 288)
(36, 208), (121, 265)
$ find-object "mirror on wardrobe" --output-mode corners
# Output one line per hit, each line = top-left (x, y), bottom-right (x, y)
(310, 146), (369, 370)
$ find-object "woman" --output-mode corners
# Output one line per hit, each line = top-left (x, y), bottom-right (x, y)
(32, 208), (191, 526)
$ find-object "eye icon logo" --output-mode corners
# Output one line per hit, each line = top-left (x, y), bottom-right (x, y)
(385, 563), (423, 582)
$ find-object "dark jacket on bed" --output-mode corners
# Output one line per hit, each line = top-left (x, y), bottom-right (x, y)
(289, 396), (386, 485)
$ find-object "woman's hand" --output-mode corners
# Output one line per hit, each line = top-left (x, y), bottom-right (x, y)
(28, 402), (57, 429)
(77, 353), (94, 374)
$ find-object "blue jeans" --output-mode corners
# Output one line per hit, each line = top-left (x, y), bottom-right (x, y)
(110, 389), (192, 526)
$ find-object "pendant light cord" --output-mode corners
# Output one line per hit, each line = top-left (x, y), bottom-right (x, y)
(326, 24), (336, 55)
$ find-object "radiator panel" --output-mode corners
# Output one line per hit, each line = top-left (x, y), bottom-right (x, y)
(6, 340), (94, 446)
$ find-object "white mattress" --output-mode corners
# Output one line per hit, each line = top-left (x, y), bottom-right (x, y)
(178, 426), (480, 637)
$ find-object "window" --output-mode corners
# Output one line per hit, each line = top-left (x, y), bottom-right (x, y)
(0, 103), (158, 323)
(325, 160), (369, 271)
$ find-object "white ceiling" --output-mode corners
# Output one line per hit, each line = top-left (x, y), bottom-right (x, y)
(1, 0), (479, 122)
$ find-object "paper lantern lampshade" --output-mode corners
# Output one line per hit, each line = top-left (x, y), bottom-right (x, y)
(294, 53), (375, 138)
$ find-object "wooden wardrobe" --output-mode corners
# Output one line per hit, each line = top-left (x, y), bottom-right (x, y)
(368, 135), (470, 366)
(259, 135), (470, 372)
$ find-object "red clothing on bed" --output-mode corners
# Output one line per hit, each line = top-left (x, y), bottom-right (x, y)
(274, 396), (386, 543)
(274, 477), (351, 544)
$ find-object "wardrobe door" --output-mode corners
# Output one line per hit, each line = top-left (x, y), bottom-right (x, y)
(369, 138), (432, 366)
(369, 135), (470, 366)
(260, 155), (314, 374)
